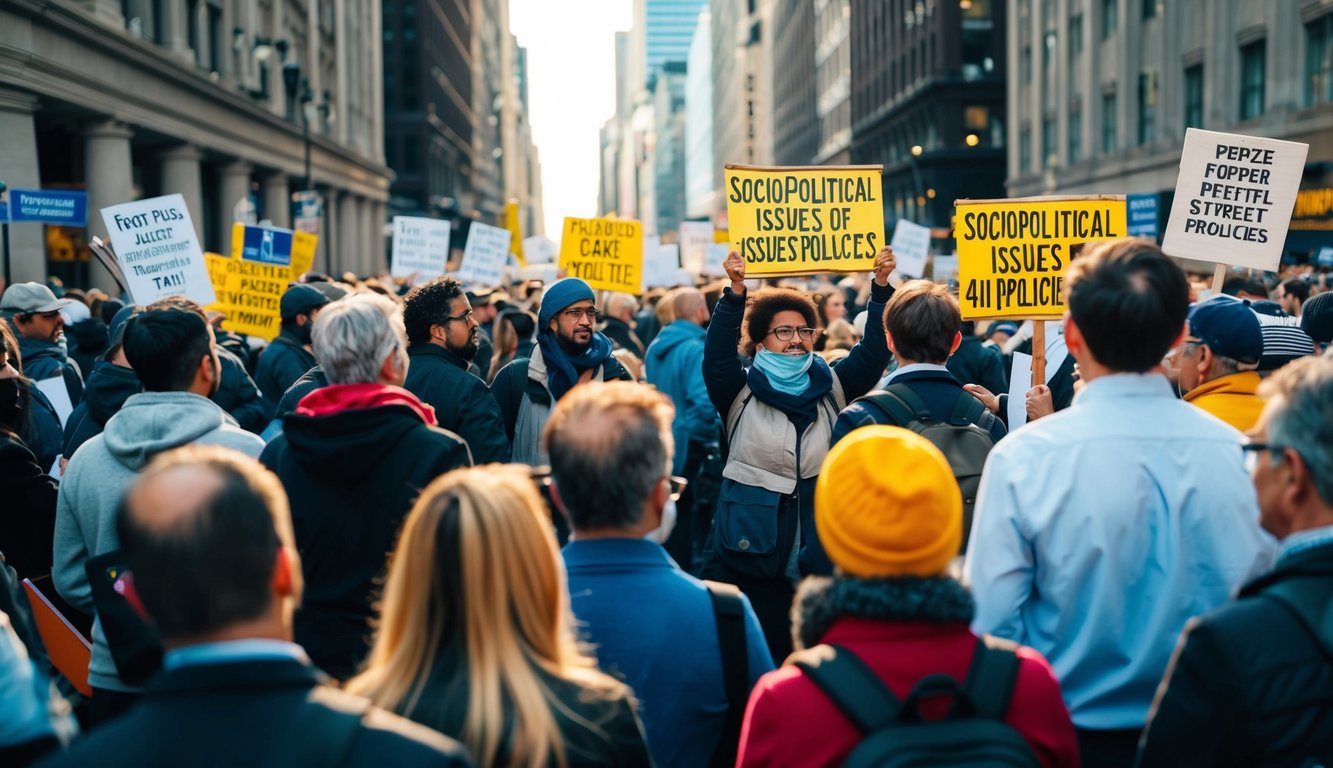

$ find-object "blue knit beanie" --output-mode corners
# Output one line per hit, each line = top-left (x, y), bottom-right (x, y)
(538, 278), (596, 331)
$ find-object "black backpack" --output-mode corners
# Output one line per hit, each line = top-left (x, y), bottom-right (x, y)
(855, 383), (996, 551)
(792, 638), (1039, 768)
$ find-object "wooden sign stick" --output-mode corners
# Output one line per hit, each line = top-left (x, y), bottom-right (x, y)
(1209, 263), (1227, 296)
(1032, 321), (1047, 387)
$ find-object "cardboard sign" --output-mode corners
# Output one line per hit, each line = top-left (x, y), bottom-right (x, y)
(932, 253), (959, 282)
(523, 235), (557, 265)
(724, 164), (883, 277)
(205, 223), (317, 341)
(679, 221), (714, 274)
(644, 243), (682, 288)
(890, 220), (931, 278)
(558, 217), (643, 294)
(505, 201), (525, 266)
(100, 194), (214, 305)
(1162, 128), (1309, 271)
(458, 221), (512, 287)
(955, 196), (1126, 320)
(391, 216), (452, 279)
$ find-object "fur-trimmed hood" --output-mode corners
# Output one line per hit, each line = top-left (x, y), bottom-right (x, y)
(793, 575), (975, 651)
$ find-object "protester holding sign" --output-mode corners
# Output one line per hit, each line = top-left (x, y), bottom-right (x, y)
(701, 246), (894, 661)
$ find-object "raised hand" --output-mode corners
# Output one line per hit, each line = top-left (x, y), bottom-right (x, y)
(872, 247), (896, 286)
(725, 250), (746, 293)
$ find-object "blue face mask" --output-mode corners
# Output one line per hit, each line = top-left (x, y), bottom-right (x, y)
(753, 348), (814, 395)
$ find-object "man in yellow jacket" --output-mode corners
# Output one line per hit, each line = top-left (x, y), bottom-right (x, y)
(1173, 297), (1265, 431)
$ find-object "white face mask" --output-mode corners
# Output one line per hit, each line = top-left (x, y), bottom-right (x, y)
(643, 497), (677, 544)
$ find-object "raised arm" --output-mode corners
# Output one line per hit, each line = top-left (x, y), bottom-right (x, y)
(703, 251), (750, 418)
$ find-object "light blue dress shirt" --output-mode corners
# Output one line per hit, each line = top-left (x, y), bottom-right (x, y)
(964, 372), (1275, 730)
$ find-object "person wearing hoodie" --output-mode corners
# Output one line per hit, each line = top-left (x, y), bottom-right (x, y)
(53, 308), (264, 724)
(62, 306), (142, 463)
(260, 293), (472, 681)
(646, 288), (721, 571)
(1, 283), (83, 406)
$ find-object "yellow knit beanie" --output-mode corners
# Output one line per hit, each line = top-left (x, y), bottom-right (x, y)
(815, 426), (962, 578)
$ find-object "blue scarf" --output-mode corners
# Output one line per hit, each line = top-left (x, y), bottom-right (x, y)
(752, 349), (815, 395)
(747, 353), (834, 434)
(538, 330), (614, 402)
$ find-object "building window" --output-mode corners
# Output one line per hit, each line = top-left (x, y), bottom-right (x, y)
(1069, 14), (1083, 61)
(1305, 15), (1333, 107)
(1022, 45), (1032, 82)
(185, 0), (200, 64)
(1240, 40), (1266, 120)
(1138, 71), (1156, 145)
(1143, 0), (1156, 19)
(1102, 0), (1117, 39)
(1042, 116), (1056, 167)
(1185, 64), (1204, 127)
(1102, 91), (1117, 153)
(1020, 125), (1032, 174)
(1044, 32), (1056, 71)
(1069, 108), (1082, 164)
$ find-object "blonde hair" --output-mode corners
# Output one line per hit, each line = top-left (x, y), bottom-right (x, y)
(347, 464), (625, 768)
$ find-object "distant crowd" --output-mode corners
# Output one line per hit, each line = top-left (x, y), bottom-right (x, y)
(1, 240), (1332, 767)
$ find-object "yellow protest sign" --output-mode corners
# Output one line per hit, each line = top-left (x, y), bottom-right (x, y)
(955, 195), (1126, 320)
(206, 223), (319, 340)
(505, 200), (525, 266)
(724, 164), (883, 277)
(558, 217), (643, 293)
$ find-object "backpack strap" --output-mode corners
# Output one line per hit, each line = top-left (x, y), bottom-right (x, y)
(948, 389), (989, 427)
(705, 581), (750, 768)
(859, 388), (920, 429)
(503, 358), (531, 439)
(961, 636), (1022, 721)
(792, 644), (902, 733)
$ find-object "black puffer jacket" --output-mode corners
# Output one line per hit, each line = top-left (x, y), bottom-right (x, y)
(1138, 541), (1333, 767)
(404, 344), (511, 464)
(211, 346), (269, 433)
(0, 432), (58, 579)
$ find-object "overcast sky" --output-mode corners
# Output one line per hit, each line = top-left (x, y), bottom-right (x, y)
(509, 0), (632, 238)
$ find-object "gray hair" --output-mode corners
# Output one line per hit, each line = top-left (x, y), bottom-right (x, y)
(604, 292), (638, 320)
(312, 292), (408, 385)
(1261, 356), (1333, 505)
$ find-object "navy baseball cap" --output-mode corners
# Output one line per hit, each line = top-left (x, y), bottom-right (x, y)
(1187, 298), (1263, 365)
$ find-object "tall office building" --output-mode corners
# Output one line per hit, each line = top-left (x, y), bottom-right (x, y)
(815, 0), (852, 163)
(850, 0), (1008, 229)
(1009, 0), (1333, 256)
(772, 0), (819, 166)
(685, 7), (715, 219)
(635, 0), (709, 87)
(2, 0), (389, 286)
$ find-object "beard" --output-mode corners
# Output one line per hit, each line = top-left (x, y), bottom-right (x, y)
(448, 333), (479, 361)
(556, 329), (592, 356)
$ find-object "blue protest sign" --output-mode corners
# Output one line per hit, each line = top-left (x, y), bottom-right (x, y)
(1126, 193), (1158, 239)
(6, 189), (88, 226)
(239, 225), (294, 267)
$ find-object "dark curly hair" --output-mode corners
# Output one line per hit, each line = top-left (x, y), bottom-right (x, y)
(742, 288), (820, 357)
(402, 276), (466, 345)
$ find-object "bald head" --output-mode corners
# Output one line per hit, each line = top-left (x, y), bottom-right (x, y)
(117, 446), (300, 642)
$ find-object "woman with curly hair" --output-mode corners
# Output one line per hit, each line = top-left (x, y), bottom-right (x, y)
(701, 247), (895, 660)
(347, 464), (650, 767)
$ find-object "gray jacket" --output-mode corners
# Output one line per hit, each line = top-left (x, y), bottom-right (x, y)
(53, 392), (264, 692)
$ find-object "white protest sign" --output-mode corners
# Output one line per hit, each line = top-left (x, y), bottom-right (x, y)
(1042, 320), (1068, 386)
(391, 216), (452, 279)
(643, 244), (682, 289)
(523, 235), (557, 264)
(678, 221), (714, 274)
(890, 220), (931, 278)
(35, 376), (73, 429)
(100, 194), (214, 305)
(1162, 128), (1309, 272)
(1007, 352), (1032, 429)
(933, 253), (959, 281)
(458, 222), (513, 286)
(703, 243), (730, 277)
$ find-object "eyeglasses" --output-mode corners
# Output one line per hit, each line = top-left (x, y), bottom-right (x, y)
(443, 309), (474, 324)
(767, 325), (819, 342)
(563, 307), (600, 322)
(1241, 441), (1282, 473)
(667, 475), (688, 502)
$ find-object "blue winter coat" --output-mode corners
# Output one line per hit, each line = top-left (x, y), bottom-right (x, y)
(645, 320), (719, 475)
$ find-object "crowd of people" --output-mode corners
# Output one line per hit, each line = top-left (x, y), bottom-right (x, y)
(0, 235), (1331, 767)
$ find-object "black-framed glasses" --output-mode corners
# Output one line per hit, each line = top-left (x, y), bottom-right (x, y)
(667, 475), (688, 502)
(443, 309), (474, 324)
(563, 307), (600, 322)
(1241, 441), (1282, 472)
(767, 325), (818, 342)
